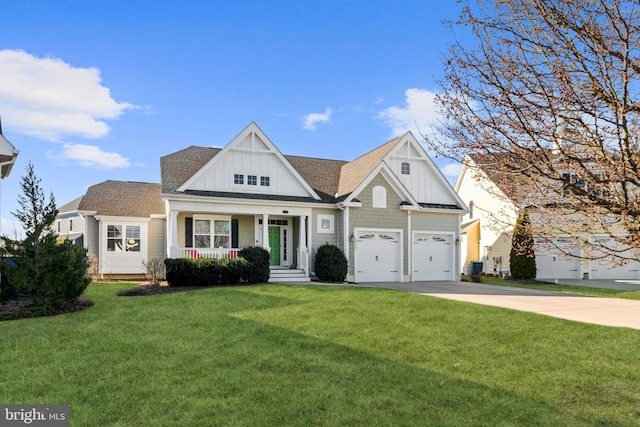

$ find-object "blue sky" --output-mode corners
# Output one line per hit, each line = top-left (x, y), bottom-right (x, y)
(0, 0), (465, 237)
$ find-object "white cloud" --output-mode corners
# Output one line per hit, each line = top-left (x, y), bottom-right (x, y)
(439, 162), (462, 179)
(0, 49), (136, 141)
(49, 144), (130, 168)
(377, 88), (441, 138)
(302, 107), (332, 130)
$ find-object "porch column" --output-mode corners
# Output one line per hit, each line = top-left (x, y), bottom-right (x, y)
(169, 210), (178, 258)
(298, 215), (308, 275)
(262, 214), (270, 252)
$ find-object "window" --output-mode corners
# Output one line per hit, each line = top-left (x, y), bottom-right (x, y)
(469, 201), (474, 219)
(248, 175), (257, 185)
(69, 219), (73, 232)
(107, 225), (141, 252)
(125, 226), (141, 252)
(194, 219), (211, 248)
(260, 176), (270, 187)
(401, 162), (410, 175)
(372, 185), (387, 208)
(193, 217), (231, 248)
(234, 174), (244, 185)
(317, 214), (334, 234)
(57, 221), (61, 233)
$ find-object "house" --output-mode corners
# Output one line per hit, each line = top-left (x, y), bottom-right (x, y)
(56, 181), (166, 278)
(456, 153), (640, 280)
(58, 122), (467, 282)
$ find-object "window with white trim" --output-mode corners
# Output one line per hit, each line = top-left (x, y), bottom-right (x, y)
(317, 214), (334, 234)
(248, 175), (257, 186)
(69, 219), (73, 232)
(260, 176), (270, 187)
(107, 225), (141, 252)
(194, 216), (231, 248)
(234, 174), (244, 185)
(401, 162), (410, 175)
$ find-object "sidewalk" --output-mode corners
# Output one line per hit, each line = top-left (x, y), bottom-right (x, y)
(355, 281), (640, 330)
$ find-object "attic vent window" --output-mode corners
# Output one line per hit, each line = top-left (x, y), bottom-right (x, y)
(372, 185), (387, 208)
(401, 162), (410, 175)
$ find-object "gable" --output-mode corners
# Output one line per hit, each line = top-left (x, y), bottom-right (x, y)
(386, 134), (464, 207)
(177, 122), (320, 200)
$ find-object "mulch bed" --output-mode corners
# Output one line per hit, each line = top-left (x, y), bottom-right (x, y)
(0, 297), (94, 321)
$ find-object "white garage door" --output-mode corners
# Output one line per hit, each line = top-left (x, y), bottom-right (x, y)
(589, 238), (639, 279)
(535, 238), (582, 280)
(355, 230), (402, 283)
(412, 233), (453, 281)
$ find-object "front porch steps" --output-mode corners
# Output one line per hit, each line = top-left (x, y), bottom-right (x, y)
(269, 267), (310, 283)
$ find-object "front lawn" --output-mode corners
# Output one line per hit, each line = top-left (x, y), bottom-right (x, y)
(1, 283), (639, 426)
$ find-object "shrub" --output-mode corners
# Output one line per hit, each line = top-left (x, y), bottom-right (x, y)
(510, 208), (537, 280)
(0, 162), (91, 309)
(165, 257), (249, 287)
(314, 243), (348, 282)
(143, 258), (166, 286)
(2, 236), (90, 307)
(238, 246), (270, 283)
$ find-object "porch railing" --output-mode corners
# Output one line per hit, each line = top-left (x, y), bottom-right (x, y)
(175, 248), (239, 259)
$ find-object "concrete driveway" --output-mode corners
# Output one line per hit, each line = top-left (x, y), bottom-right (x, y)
(355, 281), (640, 330)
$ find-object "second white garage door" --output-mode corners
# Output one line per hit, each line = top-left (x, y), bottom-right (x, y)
(412, 233), (454, 281)
(354, 229), (402, 283)
(535, 238), (582, 280)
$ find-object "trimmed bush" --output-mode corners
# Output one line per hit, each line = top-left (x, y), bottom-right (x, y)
(510, 208), (537, 280)
(165, 257), (249, 287)
(238, 246), (270, 283)
(314, 243), (348, 282)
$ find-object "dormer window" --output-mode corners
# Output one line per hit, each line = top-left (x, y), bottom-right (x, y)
(401, 162), (410, 175)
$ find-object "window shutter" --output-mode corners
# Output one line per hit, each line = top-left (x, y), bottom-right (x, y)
(231, 219), (239, 248)
(185, 217), (193, 248)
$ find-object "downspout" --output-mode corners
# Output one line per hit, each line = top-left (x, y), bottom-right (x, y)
(337, 203), (350, 280)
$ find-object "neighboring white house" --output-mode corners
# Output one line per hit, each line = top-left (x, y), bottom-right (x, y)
(456, 153), (640, 280)
(58, 122), (467, 282)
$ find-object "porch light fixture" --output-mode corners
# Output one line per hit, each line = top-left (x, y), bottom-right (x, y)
(282, 210), (289, 214)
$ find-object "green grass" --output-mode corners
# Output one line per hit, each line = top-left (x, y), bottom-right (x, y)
(464, 274), (640, 300)
(2, 282), (639, 426)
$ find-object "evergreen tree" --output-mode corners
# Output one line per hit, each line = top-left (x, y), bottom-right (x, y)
(510, 208), (536, 280)
(1, 162), (90, 307)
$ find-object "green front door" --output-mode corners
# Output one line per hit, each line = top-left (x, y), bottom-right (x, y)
(268, 226), (281, 265)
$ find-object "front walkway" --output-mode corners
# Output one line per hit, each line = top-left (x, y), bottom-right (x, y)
(353, 281), (640, 330)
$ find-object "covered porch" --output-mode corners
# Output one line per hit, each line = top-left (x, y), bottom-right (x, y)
(166, 203), (312, 280)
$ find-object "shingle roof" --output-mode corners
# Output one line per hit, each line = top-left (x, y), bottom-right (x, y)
(77, 180), (165, 217)
(161, 146), (220, 193)
(337, 134), (405, 196)
(58, 196), (84, 213)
